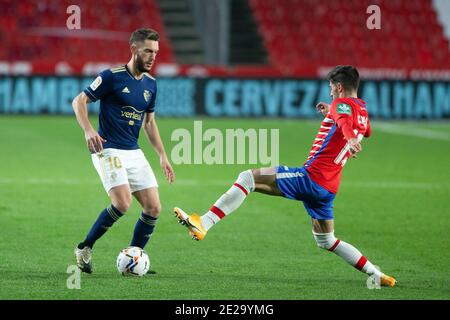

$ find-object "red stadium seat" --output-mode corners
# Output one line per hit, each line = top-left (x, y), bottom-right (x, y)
(0, 0), (175, 74)
(249, 0), (450, 74)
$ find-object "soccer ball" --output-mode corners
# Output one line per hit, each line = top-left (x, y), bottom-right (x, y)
(116, 246), (150, 276)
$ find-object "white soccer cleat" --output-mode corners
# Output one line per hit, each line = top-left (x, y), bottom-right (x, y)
(74, 245), (93, 274)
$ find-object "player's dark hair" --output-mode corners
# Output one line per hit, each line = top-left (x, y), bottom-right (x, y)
(327, 65), (360, 92)
(129, 28), (159, 45)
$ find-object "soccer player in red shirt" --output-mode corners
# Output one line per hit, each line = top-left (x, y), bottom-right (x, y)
(174, 66), (396, 287)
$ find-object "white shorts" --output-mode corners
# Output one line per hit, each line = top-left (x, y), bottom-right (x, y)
(91, 148), (158, 193)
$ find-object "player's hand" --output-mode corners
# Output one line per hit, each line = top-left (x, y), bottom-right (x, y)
(160, 155), (175, 184)
(348, 137), (362, 158)
(84, 129), (106, 153)
(316, 102), (330, 117)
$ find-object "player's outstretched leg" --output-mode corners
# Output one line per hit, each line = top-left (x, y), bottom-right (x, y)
(74, 204), (124, 273)
(174, 167), (281, 240)
(174, 169), (256, 240)
(312, 220), (396, 287)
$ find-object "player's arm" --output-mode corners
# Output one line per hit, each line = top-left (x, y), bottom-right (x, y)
(337, 118), (361, 156)
(72, 92), (105, 153)
(316, 102), (330, 117)
(142, 112), (175, 183)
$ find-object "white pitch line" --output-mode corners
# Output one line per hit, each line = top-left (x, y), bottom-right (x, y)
(173, 180), (447, 189)
(0, 178), (447, 190)
(344, 181), (448, 189)
(375, 123), (450, 141)
(0, 178), (98, 185)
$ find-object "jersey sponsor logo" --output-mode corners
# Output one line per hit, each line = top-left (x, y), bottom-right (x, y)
(337, 103), (351, 115)
(121, 106), (144, 124)
(89, 76), (102, 91)
(122, 105), (144, 113)
(122, 87), (130, 93)
(143, 90), (151, 102)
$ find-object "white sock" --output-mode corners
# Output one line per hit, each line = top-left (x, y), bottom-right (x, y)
(201, 170), (255, 231)
(200, 215), (215, 231)
(313, 231), (383, 277)
(333, 240), (383, 277)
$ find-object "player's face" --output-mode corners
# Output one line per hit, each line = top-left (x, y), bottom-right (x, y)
(329, 81), (341, 100)
(134, 40), (159, 73)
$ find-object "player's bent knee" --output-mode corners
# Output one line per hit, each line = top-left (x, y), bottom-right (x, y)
(239, 169), (254, 181)
(236, 170), (255, 192)
(312, 231), (338, 251)
(252, 167), (277, 185)
(109, 187), (132, 213)
(143, 204), (161, 217)
(112, 199), (132, 214)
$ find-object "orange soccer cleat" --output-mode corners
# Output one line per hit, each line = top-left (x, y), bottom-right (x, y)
(174, 207), (208, 241)
(380, 274), (397, 287)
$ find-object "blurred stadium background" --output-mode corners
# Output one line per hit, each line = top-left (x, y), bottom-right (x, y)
(0, 0), (449, 300)
(1, 0), (450, 117)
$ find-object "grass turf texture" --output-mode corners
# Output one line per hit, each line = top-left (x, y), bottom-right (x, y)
(0, 116), (449, 300)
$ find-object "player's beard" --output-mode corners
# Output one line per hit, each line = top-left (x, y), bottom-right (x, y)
(331, 88), (339, 100)
(135, 53), (151, 73)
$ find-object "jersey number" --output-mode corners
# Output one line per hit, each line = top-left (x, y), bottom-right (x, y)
(334, 130), (363, 167)
(108, 156), (122, 170)
(358, 115), (368, 129)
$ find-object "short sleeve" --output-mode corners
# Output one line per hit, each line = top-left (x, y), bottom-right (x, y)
(330, 99), (357, 140)
(146, 82), (157, 113)
(83, 69), (114, 102)
(330, 99), (351, 117)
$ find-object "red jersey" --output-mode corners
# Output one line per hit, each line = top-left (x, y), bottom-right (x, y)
(304, 97), (371, 194)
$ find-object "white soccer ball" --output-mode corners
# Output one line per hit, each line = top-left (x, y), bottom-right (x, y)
(116, 246), (150, 276)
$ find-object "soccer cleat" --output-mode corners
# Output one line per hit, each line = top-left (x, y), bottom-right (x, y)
(380, 274), (397, 287)
(173, 207), (207, 241)
(74, 245), (93, 274)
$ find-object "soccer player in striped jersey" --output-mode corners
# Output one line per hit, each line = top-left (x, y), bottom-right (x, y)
(72, 28), (175, 274)
(174, 66), (396, 287)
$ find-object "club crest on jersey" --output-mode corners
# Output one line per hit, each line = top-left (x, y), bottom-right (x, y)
(90, 76), (102, 91)
(337, 103), (351, 115)
(143, 90), (151, 102)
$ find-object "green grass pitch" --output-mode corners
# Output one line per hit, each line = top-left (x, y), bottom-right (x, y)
(0, 115), (449, 300)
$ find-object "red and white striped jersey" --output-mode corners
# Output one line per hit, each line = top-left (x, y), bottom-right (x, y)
(304, 97), (371, 194)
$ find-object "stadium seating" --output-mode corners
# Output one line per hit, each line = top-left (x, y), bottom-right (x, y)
(0, 0), (175, 74)
(249, 0), (450, 75)
(2, 0), (449, 77)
